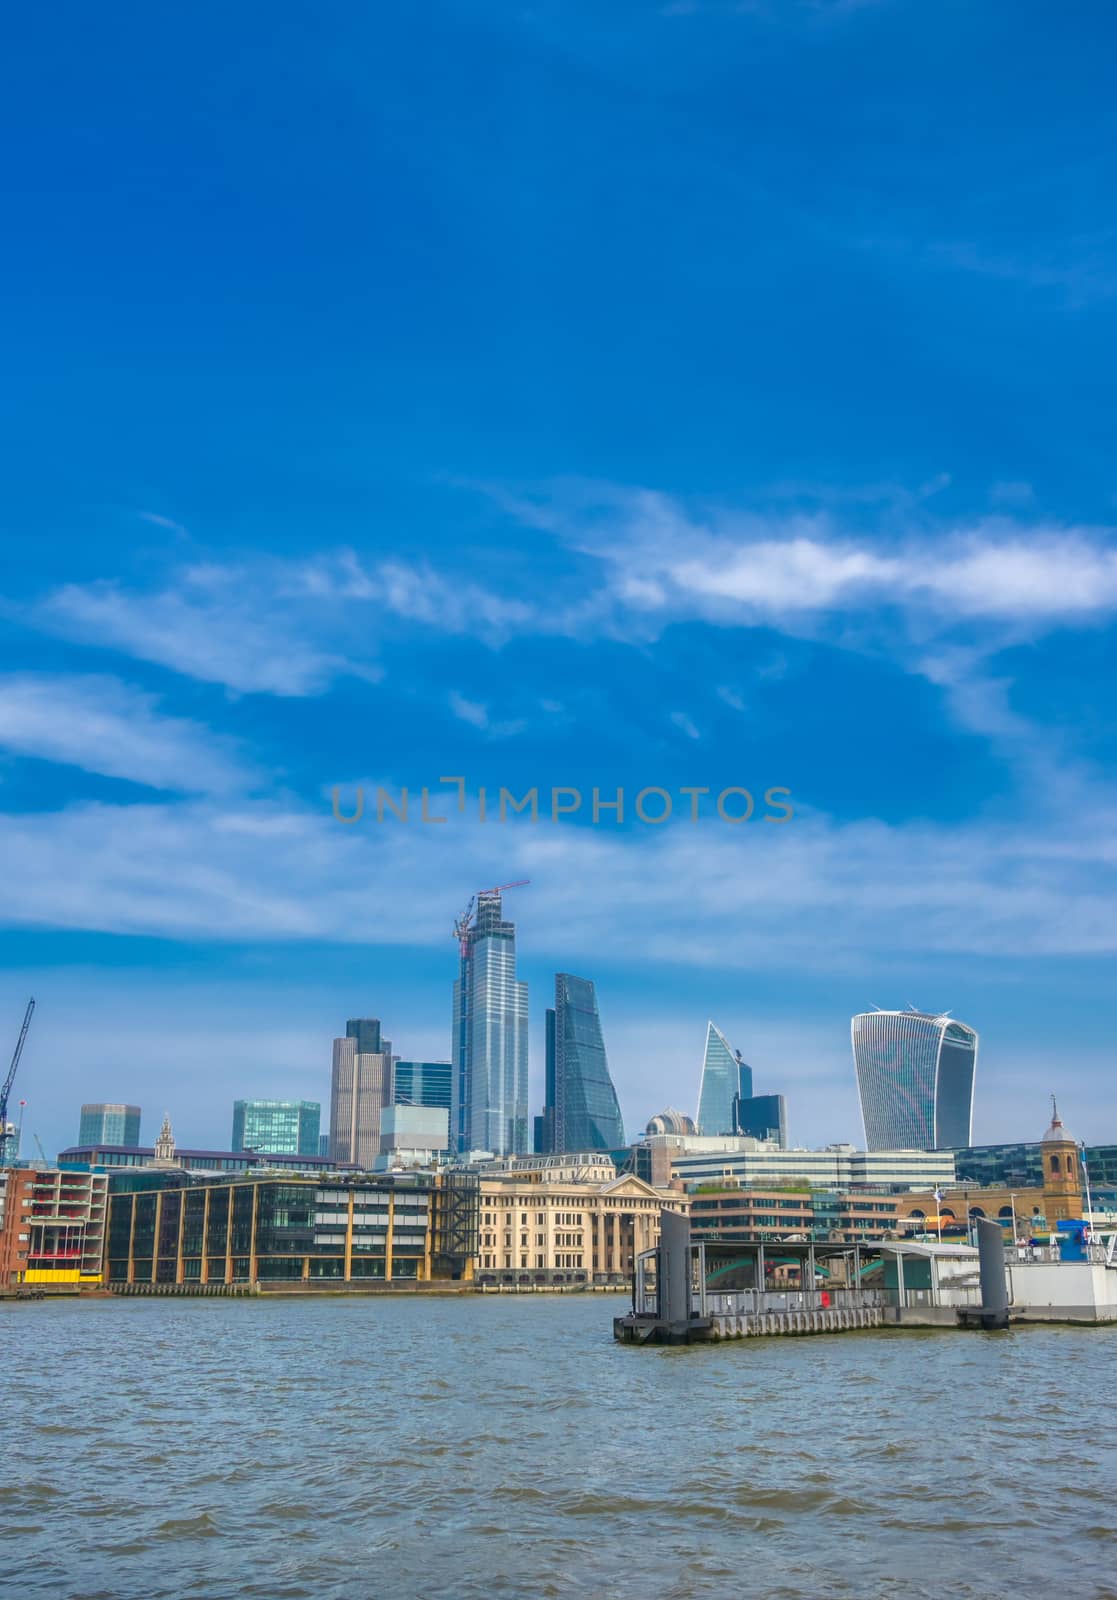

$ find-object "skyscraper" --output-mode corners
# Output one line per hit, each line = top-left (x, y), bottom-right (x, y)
(330, 1018), (393, 1168)
(540, 973), (625, 1153)
(231, 1099), (320, 1156)
(79, 1104), (141, 1146)
(851, 1010), (978, 1151)
(452, 889), (528, 1156)
(392, 1060), (453, 1112)
(696, 1023), (752, 1136)
(733, 1091), (787, 1147)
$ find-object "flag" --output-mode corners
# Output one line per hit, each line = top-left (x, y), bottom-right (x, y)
(933, 1188), (943, 1203)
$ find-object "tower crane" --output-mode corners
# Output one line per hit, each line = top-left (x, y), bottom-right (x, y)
(1, 998), (35, 1167)
(452, 881), (530, 956)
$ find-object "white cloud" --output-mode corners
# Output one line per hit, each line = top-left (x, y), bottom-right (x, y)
(4, 788), (1117, 961)
(669, 710), (701, 740)
(0, 674), (251, 794)
(38, 570), (374, 697)
(449, 691), (490, 729)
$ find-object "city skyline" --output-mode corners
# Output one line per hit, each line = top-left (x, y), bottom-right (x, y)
(3, 6), (1116, 1164)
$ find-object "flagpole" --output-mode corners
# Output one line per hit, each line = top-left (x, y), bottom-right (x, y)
(934, 1188), (943, 1244)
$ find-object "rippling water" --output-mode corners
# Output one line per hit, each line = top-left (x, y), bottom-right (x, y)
(3, 1296), (1115, 1599)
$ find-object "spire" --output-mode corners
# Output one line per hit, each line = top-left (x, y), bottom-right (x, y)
(153, 1113), (176, 1163)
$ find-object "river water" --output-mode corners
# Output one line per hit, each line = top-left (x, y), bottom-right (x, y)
(2, 1295), (1115, 1599)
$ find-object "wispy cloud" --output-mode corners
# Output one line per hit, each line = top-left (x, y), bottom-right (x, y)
(0, 674), (252, 794)
(4, 789), (1117, 963)
(37, 568), (379, 697)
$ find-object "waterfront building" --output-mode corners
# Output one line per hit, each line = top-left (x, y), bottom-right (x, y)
(104, 1169), (480, 1287)
(955, 1140), (1117, 1192)
(392, 1059), (453, 1111)
(475, 1167), (688, 1288)
(734, 1091), (787, 1147)
(331, 1018), (393, 1167)
(79, 1103), (141, 1147)
(57, 1140), (344, 1175)
(689, 1186), (902, 1246)
(540, 974), (624, 1154)
(851, 1009), (978, 1151)
(231, 1099), (320, 1157)
(0, 1165), (107, 1287)
(894, 1102), (1085, 1237)
(452, 889), (529, 1158)
(637, 1134), (956, 1193)
(696, 1022), (751, 1136)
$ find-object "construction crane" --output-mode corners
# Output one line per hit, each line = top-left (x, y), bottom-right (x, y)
(452, 881), (530, 956)
(1, 998), (35, 1167)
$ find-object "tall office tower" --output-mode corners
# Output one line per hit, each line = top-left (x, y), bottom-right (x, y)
(696, 1023), (753, 1136)
(451, 889), (529, 1156)
(78, 1104), (141, 1146)
(851, 1009), (978, 1151)
(734, 1091), (788, 1147)
(318, 1132), (330, 1159)
(330, 1018), (393, 1168)
(392, 1060), (453, 1111)
(542, 974), (625, 1153)
(231, 1099), (320, 1156)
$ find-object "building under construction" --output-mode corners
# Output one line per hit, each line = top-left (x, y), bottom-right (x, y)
(0, 1166), (107, 1289)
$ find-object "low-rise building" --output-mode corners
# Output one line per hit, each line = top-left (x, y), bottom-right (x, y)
(688, 1185), (902, 1246)
(104, 1169), (480, 1287)
(0, 1165), (108, 1288)
(649, 1138), (956, 1193)
(476, 1166), (688, 1288)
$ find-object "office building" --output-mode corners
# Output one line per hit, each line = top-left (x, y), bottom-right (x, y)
(734, 1091), (787, 1147)
(452, 889), (529, 1157)
(393, 1059), (452, 1111)
(851, 1010), (978, 1151)
(318, 1133), (330, 1159)
(696, 1023), (752, 1136)
(540, 974), (624, 1154)
(955, 1141), (1117, 1192)
(58, 1138), (340, 1175)
(629, 1129), (956, 1193)
(104, 1170), (478, 1286)
(0, 1166), (108, 1288)
(379, 1104), (449, 1154)
(231, 1099), (320, 1157)
(79, 1104), (141, 1147)
(689, 1187), (902, 1246)
(330, 1018), (393, 1168)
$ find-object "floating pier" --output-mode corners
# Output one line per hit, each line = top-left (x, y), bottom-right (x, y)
(614, 1211), (1117, 1345)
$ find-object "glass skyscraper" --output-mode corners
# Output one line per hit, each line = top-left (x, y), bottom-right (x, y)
(79, 1104), (141, 1147)
(851, 1010), (978, 1151)
(231, 1099), (321, 1156)
(393, 1060), (453, 1111)
(733, 1091), (787, 1147)
(452, 890), (528, 1156)
(696, 1023), (753, 1136)
(540, 973), (624, 1153)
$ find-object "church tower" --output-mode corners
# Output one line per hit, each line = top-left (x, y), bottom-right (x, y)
(151, 1112), (179, 1168)
(1040, 1098), (1082, 1225)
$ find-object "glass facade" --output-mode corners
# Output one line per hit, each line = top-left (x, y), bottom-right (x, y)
(696, 1023), (752, 1136)
(545, 974), (624, 1153)
(330, 1020), (392, 1167)
(231, 1099), (321, 1156)
(452, 891), (529, 1156)
(105, 1175), (438, 1285)
(734, 1092), (787, 1147)
(392, 1060), (453, 1111)
(79, 1104), (141, 1146)
(851, 1011), (978, 1151)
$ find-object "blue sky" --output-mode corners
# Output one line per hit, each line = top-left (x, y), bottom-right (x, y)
(2, 1), (1116, 1160)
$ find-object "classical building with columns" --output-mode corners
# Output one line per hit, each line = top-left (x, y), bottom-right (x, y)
(476, 1165), (688, 1288)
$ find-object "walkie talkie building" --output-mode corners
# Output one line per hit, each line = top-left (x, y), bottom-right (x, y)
(851, 1010), (978, 1151)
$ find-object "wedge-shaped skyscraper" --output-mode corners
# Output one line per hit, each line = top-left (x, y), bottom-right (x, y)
(696, 1022), (753, 1136)
(542, 973), (625, 1153)
(852, 1009), (978, 1151)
